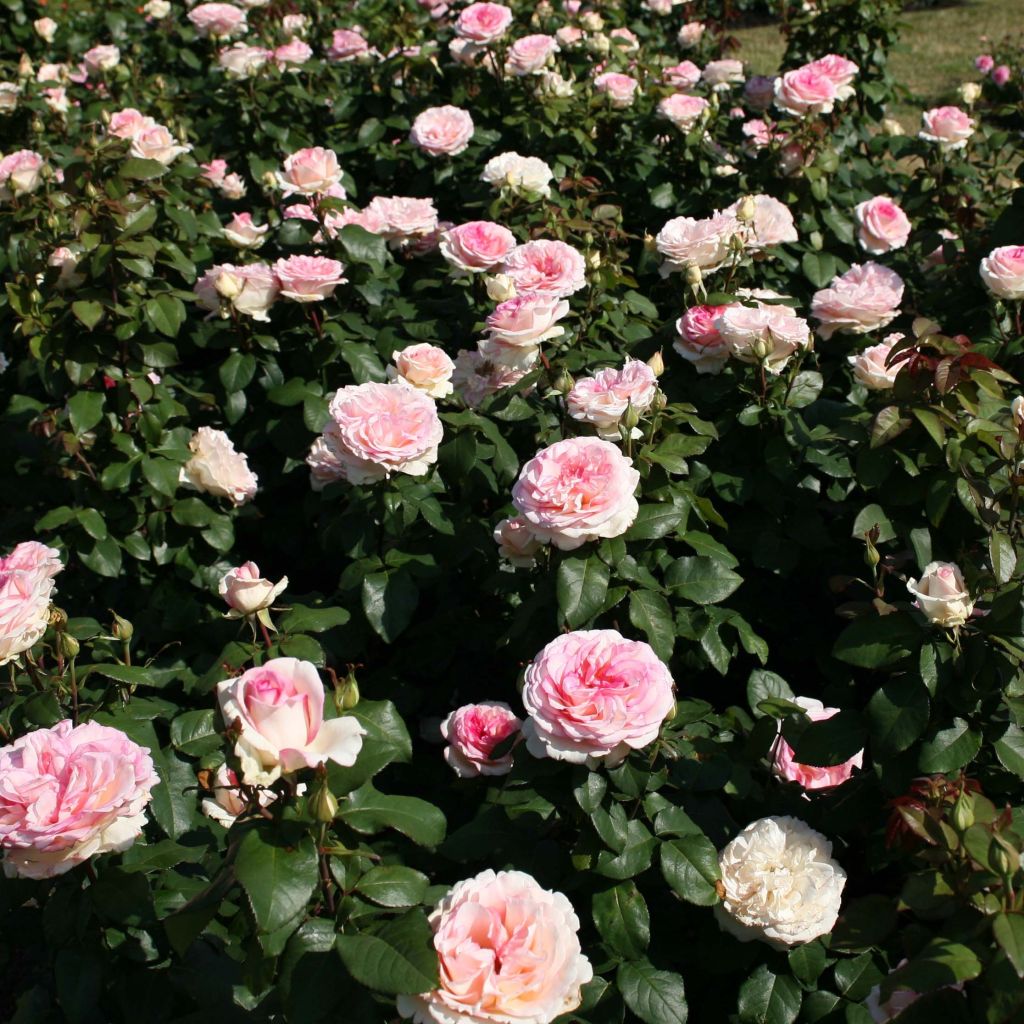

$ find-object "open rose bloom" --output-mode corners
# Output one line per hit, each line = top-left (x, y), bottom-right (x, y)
(772, 697), (864, 790)
(410, 106), (475, 157)
(716, 303), (811, 373)
(906, 561), (973, 627)
(440, 221), (517, 273)
(919, 105), (975, 150)
(854, 196), (911, 254)
(216, 657), (365, 786)
(674, 304), (736, 374)
(388, 343), (456, 398)
(811, 262), (904, 339)
(181, 426), (258, 505)
(848, 333), (903, 390)
(441, 702), (522, 777)
(0, 541), (62, 666)
(567, 359), (658, 438)
(501, 240), (586, 297)
(0, 720), (158, 879)
(456, 2), (513, 44)
(397, 870), (593, 1024)
(980, 245), (1024, 300)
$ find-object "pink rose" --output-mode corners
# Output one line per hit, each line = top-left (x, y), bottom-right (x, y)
(567, 359), (658, 439)
(48, 246), (85, 289)
(188, 2), (247, 38)
(847, 334), (903, 390)
(480, 151), (554, 197)
(493, 516), (543, 566)
(663, 61), (701, 90)
(610, 27), (640, 52)
(399, 870), (592, 1024)
(0, 720), (158, 879)
(715, 303), (811, 373)
(455, 2), (513, 43)
(326, 28), (369, 62)
(774, 65), (837, 116)
(218, 561), (287, 617)
(673, 303), (735, 374)
(594, 72), (638, 108)
(522, 629), (675, 764)
(920, 105), (975, 151)
(218, 42), (272, 77)
(277, 146), (342, 197)
(108, 107), (154, 139)
(274, 255), (347, 302)
(726, 194), (798, 248)
(855, 196), (911, 254)
(274, 39), (313, 69)
(992, 65), (1011, 87)
(907, 561), (973, 627)
(505, 34), (560, 76)
(326, 205), (388, 236)
(806, 54), (859, 100)
(744, 75), (776, 111)
(703, 59), (744, 90)
(658, 93), (709, 130)
(485, 293), (570, 349)
(129, 124), (190, 165)
(772, 697), (864, 790)
(307, 382), (444, 486)
(741, 118), (782, 149)
(387, 343), (455, 398)
(365, 196), (439, 240)
(656, 212), (740, 275)
(0, 542), (62, 666)
(180, 426), (258, 505)
(974, 55), (994, 73)
(82, 44), (120, 74)
(512, 437), (640, 549)
(811, 262), (904, 339)
(677, 21), (705, 48)
(439, 221), (517, 273)
(34, 17), (58, 42)
(216, 658), (365, 785)
(200, 158), (228, 186)
(555, 26), (584, 48)
(980, 245), (1024, 300)
(223, 212), (268, 248)
(452, 349), (533, 408)
(410, 105), (474, 157)
(502, 240), (586, 297)
(0, 150), (45, 198)
(441, 702), (521, 777)
(234, 263), (281, 320)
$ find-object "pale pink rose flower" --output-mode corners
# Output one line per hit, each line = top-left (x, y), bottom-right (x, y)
(108, 108), (155, 139)
(274, 255), (347, 302)
(658, 93), (709, 131)
(920, 229), (958, 269)
(456, 2), (513, 43)
(656, 212), (740, 275)
(218, 561), (287, 617)
(810, 262), (904, 339)
(398, 870), (592, 1024)
(774, 65), (837, 116)
(130, 124), (191, 165)
(806, 54), (859, 100)
(847, 334), (903, 390)
(646, 0), (686, 12)
(223, 212), (268, 249)
(663, 61), (701, 90)
(34, 17), (58, 42)
(522, 630), (675, 765)
(200, 158), (229, 186)
(277, 146), (342, 196)
(441, 702), (521, 777)
(328, 205), (389, 236)
(979, 245), (1024, 300)
(677, 21), (705, 48)
(716, 303), (811, 373)
(502, 240), (586, 297)
(48, 246), (85, 289)
(188, 2), (247, 38)
(274, 39), (313, 69)
(201, 764), (285, 826)
(855, 196), (911, 254)
(772, 697), (864, 790)
(480, 152), (554, 197)
(452, 349), (534, 408)
(387, 343), (456, 398)
(610, 27), (640, 52)
(741, 118), (782, 149)
(726, 194), (798, 248)
(410, 106), (474, 157)
(493, 516), (543, 566)
(280, 13), (309, 37)
(439, 221), (517, 273)
(555, 26), (584, 48)
(593, 72), (639, 108)
(567, 359), (658, 439)
(218, 42), (273, 77)
(0, 720), (157, 879)
(82, 44), (120, 74)
(485, 294), (569, 348)
(217, 658), (365, 786)
(231, 263), (279, 319)
(180, 426), (258, 505)
(43, 87), (69, 114)
(0, 542), (62, 666)
(673, 304), (736, 374)
(326, 28), (370, 62)
(308, 382), (444, 486)
(365, 196), (439, 240)
(505, 34), (560, 76)
(37, 62), (68, 84)
(907, 561), (973, 627)
(0, 150), (45, 198)
(992, 65), (1011, 87)
(703, 59), (744, 90)
(974, 54), (994, 74)
(512, 437), (640, 549)
(744, 75), (776, 111)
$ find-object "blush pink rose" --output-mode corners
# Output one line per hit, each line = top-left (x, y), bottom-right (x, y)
(567, 359), (658, 439)
(0, 542), (62, 666)
(440, 221), (517, 273)
(716, 303), (811, 373)
(980, 245), (1024, 300)
(200, 764), (294, 827)
(772, 697), (864, 790)
(223, 211), (268, 248)
(702, 58), (745, 90)
(907, 561), (973, 627)
(410, 106), (475, 157)
(82, 44), (120, 74)
(726, 194), (798, 248)
(522, 629), (675, 765)
(806, 54), (859, 99)
(512, 437), (640, 549)
(810, 262), (904, 339)
(188, 2), (247, 37)
(180, 426), (258, 505)
(326, 28), (369, 62)
(274, 255), (347, 302)
(216, 658), (365, 785)
(274, 39), (313, 69)
(663, 61), (701, 89)
(456, 2), (513, 43)
(594, 72), (639, 108)
(107, 107), (154, 139)
(656, 212), (740, 275)
(992, 65), (1011, 87)
(0, 150), (46, 198)
(452, 349), (534, 408)
(218, 42), (272, 77)
(398, 870), (592, 1024)
(855, 196), (911, 254)
(677, 21), (705, 48)
(277, 146), (342, 197)
(485, 294), (570, 348)
(919, 105), (975, 150)
(200, 158), (229, 187)
(307, 382), (444, 486)
(674, 304), (735, 373)
(0, 720), (157, 879)
(774, 65), (837, 116)
(847, 333), (903, 390)
(387, 343), (455, 398)
(502, 240), (586, 297)
(975, 54), (994, 73)
(218, 561), (287, 618)
(658, 93), (709, 130)
(505, 34), (560, 76)
(130, 124), (191, 165)
(493, 516), (543, 566)
(441, 702), (522, 777)
(365, 196), (439, 240)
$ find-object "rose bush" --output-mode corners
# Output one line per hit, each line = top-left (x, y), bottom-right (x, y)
(0, 0), (1023, 1022)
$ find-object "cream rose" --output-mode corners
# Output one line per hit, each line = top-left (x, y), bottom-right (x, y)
(218, 561), (287, 617)
(906, 561), (973, 627)
(180, 426), (258, 506)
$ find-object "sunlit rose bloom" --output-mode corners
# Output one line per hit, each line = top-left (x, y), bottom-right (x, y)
(274, 39), (313, 69)
(855, 196), (911, 254)
(646, 0), (687, 11)
(440, 221), (517, 273)
(219, 561), (287, 618)
(555, 26), (584, 48)
(37, 62), (68, 84)
(677, 21), (705, 48)
(144, 0), (171, 18)
(387, 343), (455, 399)
(328, 205), (389, 236)
(0, 541), (62, 667)
(918, 104), (974, 151)
(744, 75), (776, 111)
(441, 702), (521, 777)
(480, 152), (554, 198)
(326, 28), (370, 62)
(199, 158), (228, 187)
(455, 2), (513, 43)
(130, 123), (191, 165)
(82, 44), (120, 74)
(656, 212), (740, 275)
(741, 118), (782, 149)
(281, 13), (308, 37)
(663, 61), (701, 90)
(48, 246), (85, 289)
(409, 106), (474, 157)
(726, 194), (798, 248)
(593, 72), (638, 108)
(0, 83), (20, 114)
(217, 173), (245, 199)
(223, 212), (268, 249)
(196, 262), (279, 321)
(277, 147), (342, 198)
(674, 304), (736, 374)
(42, 87), (69, 114)
(365, 196), (439, 240)
(0, 150), (46, 198)
(992, 64), (1012, 87)
(609, 27), (639, 53)
(505, 34), (560, 76)
(485, 293), (569, 349)
(188, 2), (247, 38)
(907, 561), (973, 627)
(493, 516), (543, 567)
(274, 255), (347, 302)
(180, 426), (258, 505)
(848, 333), (903, 390)
(658, 93), (709, 131)
(502, 240), (586, 297)
(703, 59), (744, 90)
(979, 245), (1024, 300)
(716, 303), (811, 373)
(806, 54), (859, 100)
(218, 42), (273, 77)
(810, 262), (904, 339)
(567, 360), (658, 439)
(975, 54), (994, 73)
(34, 17), (58, 42)
(452, 349), (534, 408)
(535, 70), (575, 99)
(772, 697), (864, 790)
(774, 65), (837, 116)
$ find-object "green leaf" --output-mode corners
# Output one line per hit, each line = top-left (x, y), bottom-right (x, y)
(625, 504), (686, 541)
(616, 960), (688, 1024)
(788, 942), (826, 986)
(868, 678), (930, 754)
(339, 223), (388, 266)
(119, 157), (169, 180)
(918, 718), (982, 773)
(340, 782), (446, 846)
(143, 295), (187, 338)
(785, 371), (823, 409)
(169, 709), (221, 756)
(801, 252), (838, 289)
(86, 662), (178, 688)
(355, 866), (430, 908)
(871, 406), (912, 448)
(280, 604), (351, 634)
(362, 570), (419, 643)
(852, 504), (896, 544)
(747, 670), (795, 717)
(335, 910), (438, 996)
(990, 532), (1017, 585)
(219, 351), (258, 394)
(235, 829), (319, 935)
(666, 557), (743, 605)
(328, 700), (412, 795)
(738, 965), (802, 1024)
(71, 300), (105, 330)
(882, 940), (982, 997)
(783, 709), (866, 768)
(557, 555), (610, 628)
(994, 912), (1024, 978)
(994, 724), (1024, 778)
(832, 613), (919, 668)
(79, 537), (122, 578)
(67, 392), (105, 435)
(629, 590), (675, 662)
(660, 836), (721, 906)
(593, 881), (650, 960)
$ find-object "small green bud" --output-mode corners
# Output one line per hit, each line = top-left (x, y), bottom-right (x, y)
(308, 781), (338, 823)
(951, 792), (974, 832)
(58, 632), (80, 659)
(552, 368), (575, 395)
(622, 403), (641, 432)
(336, 669), (360, 711)
(111, 611), (134, 642)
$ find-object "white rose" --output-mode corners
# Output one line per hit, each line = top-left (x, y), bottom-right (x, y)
(906, 561), (973, 627)
(180, 426), (258, 506)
